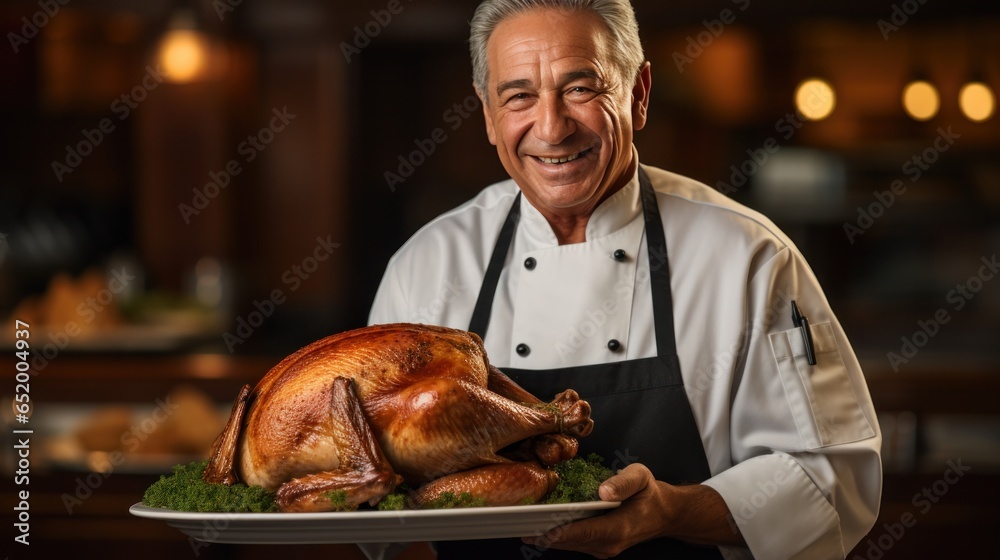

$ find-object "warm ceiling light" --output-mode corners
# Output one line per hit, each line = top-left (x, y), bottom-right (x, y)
(156, 9), (209, 83)
(158, 29), (207, 83)
(795, 78), (836, 121)
(902, 80), (940, 121)
(959, 82), (996, 122)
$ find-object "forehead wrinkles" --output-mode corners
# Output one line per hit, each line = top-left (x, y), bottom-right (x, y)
(487, 11), (614, 90)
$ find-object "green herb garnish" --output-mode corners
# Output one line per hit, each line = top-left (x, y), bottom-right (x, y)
(545, 453), (613, 504)
(142, 461), (277, 512)
(376, 492), (408, 511)
(424, 491), (487, 509)
(325, 489), (356, 512)
(143, 454), (613, 513)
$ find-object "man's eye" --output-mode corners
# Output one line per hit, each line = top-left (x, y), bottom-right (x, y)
(506, 93), (530, 104)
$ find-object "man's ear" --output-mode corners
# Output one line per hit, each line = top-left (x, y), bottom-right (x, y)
(476, 86), (498, 146)
(631, 62), (652, 132)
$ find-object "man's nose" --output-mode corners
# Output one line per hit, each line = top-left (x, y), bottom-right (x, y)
(534, 94), (576, 145)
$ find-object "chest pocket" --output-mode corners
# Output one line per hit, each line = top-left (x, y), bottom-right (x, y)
(769, 321), (876, 450)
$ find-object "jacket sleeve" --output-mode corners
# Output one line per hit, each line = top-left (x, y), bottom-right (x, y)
(702, 247), (882, 559)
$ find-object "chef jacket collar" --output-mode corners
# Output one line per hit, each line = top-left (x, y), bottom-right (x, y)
(517, 148), (643, 246)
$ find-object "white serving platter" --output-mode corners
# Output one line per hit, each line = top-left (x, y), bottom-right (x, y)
(129, 501), (619, 544)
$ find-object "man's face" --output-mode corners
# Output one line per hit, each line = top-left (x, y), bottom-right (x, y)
(478, 8), (650, 220)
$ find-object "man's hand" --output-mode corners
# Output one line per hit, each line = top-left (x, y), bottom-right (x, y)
(521, 463), (747, 558)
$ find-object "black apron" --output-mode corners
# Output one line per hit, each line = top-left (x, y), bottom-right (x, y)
(437, 168), (725, 559)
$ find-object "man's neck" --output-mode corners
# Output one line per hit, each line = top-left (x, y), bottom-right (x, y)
(539, 156), (638, 245)
(546, 215), (590, 245)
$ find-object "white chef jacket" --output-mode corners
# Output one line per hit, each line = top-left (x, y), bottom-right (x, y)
(368, 160), (882, 560)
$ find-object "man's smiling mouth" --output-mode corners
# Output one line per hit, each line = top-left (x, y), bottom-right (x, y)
(536, 148), (593, 165)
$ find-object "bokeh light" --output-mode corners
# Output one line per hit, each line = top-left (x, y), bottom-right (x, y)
(959, 82), (996, 122)
(902, 80), (940, 121)
(795, 78), (836, 121)
(157, 29), (207, 83)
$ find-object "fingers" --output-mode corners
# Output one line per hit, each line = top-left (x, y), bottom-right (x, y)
(598, 462), (653, 502)
(521, 516), (620, 559)
(521, 463), (666, 557)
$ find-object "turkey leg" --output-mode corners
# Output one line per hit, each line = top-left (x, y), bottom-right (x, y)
(409, 462), (558, 507)
(275, 377), (402, 512)
(487, 365), (545, 404)
(487, 365), (584, 466)
(387, 376), (592, 483)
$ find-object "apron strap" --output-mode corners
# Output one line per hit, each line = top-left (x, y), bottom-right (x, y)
(468, 193), (521, 340)
(638, 166), (679, 360)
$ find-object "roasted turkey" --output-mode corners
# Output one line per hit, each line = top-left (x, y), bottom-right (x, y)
(203, 323), (594, 512)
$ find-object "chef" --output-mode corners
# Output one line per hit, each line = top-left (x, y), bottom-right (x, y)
(367, 0), (881, 558)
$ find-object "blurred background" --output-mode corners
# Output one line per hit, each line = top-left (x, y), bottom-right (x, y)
(1, 0), (998, 557)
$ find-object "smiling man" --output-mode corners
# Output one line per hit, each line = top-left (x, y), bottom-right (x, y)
(368, 1), (881, 559)
(480, 6), (642, 245)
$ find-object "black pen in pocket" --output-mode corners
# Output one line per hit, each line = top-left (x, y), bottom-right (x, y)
(791, 300), (817, 365)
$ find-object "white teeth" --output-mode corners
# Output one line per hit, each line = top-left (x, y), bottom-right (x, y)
(539, 151), (584, 164)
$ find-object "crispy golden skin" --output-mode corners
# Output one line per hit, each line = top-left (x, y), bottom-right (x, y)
(204, 323), (592, 512)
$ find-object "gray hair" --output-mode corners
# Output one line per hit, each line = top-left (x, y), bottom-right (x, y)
(469, 0), (644, 99)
